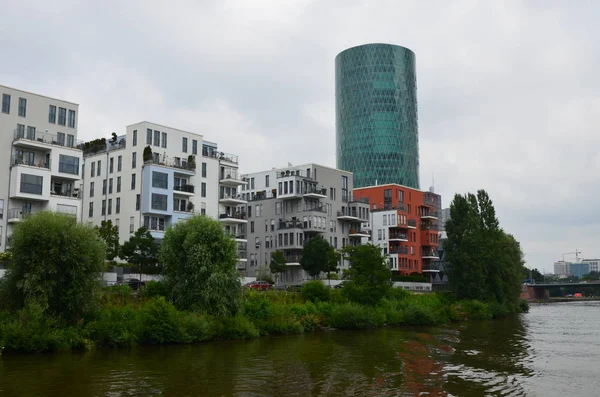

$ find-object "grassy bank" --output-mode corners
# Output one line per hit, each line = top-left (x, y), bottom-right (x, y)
(0, 283), (529, 354)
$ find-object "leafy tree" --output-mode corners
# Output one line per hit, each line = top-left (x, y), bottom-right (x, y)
(445, 189), (524, 305)
(300, 235), (335, 278)
(94, 220), (121, 264)
(324, 249), (341, 286)
(160, 215), (241, 316)
(121, 227), (160, 276)
(340, 244), (392, 306)
(523, 267), (545, 283)
(583, 271), (600, 281)
(2, 212), (106, 322)
(270, 250), (287, 286)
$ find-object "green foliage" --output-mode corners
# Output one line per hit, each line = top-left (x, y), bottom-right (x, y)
(300, 235), (335, 278)
(99, 285), (133, 306)
(445, 190), (524, 306)
(518, 299), (530, 313)
(3, 212), (106, 322)
(270, 250), (287, 278)
(138, 280), (167, 299)
(0, 251), (12, 262)
(86, 305), (140, 348)
(160, 215), (241, 316)
(217, 316), (260, 339)
(583, 271), (600, 281)
(139, 297), (180, 344)
(121, 227), (160, 275)
(391, 273), (428, 283)
(301, 280), (330, 302)
(340, 244), (392, 306)
(94, 220), (121, 263)
(324, 303), (386, 329)
(177, 313), (215, 343)
(143, 145), (153, 161)
(459, 300), (493, 320)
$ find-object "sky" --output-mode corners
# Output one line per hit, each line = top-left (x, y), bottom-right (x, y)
(1, 0), (598, 273)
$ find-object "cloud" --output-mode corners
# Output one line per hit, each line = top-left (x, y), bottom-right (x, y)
(1, 0), (599, 271)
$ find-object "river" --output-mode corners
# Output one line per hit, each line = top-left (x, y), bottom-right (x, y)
(1, 301), (599, 396)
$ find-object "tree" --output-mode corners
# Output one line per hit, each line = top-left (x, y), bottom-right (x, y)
(324, 249), (341, 286)
(2, 212), (106, 322)
(143, 145), (153, 162)
(300, 235), (335, 278)
(270, 250), (287, 286)
(121, 227), (160, 277)
(94, 220), (120, 264)
(445, 189), (524, 305)
(160, 215), (241, 316)
(340, 244), (392, 306)
(583, 271), (600, 281)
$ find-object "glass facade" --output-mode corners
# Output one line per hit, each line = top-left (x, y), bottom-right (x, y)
(336, 43), (420, 189)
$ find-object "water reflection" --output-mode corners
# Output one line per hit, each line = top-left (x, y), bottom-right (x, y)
(2, 304), (600, 396)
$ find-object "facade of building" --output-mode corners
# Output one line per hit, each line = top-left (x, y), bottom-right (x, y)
(567, 262), (590, 279)
(353, 184), (440, 276)
(240, 164), (369, 283)
(0, 85), (83, 252)
(580, 259), (600, 273)
(335, 43), (420, 189)
(80, 121), (247, 269)
(553, 261), (569, 276)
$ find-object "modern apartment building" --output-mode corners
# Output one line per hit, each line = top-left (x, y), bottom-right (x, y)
(240, 164), (369, 283)
(353, 184), (441, 276)
(580, 259), (600, 273)
(0, 85), (83, 252)
(80, 122), (247, 268)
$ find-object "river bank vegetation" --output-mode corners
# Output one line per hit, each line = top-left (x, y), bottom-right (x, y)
(0, 192), (529, 354)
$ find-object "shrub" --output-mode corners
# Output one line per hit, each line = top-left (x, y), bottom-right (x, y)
(243, 292), (273, 321)
(139, 297), (180, 344)
(518, 299), (530, 313)
(340, 245), (392, 306)
(386, 287), (411, 301)
(324, 303), (386, 329)
(301, 280), (330, 302)
(100, 284), (133, 306)
(178, 313), (215, 343)
(402, 304), (440, 326)
(257, 304), (303, 334)
(217, 316), (259, 340)
(460, 300), (493, 320)
(139, 281), (167, 299)
(86, 305), (140, 348)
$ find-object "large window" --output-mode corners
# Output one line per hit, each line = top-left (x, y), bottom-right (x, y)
(68, 109), (76, 128)
(1, 94), (10, 114)
(58, 107), (66, 125)
(201, 182), (206, 197)
(48, 105), (56, 123)
(153, 130), (160, 146)
(58, 155), (79, 175)
(20, 174), (43, 194)
(151, 193), (168, 211)
(132, 130), (137, 146)
(90, 182), (95, 197)
(132, 152), (137, 168)
(152, 171), (168, 189)
(109, 157), (114, 173)
(182, 137), (188, 153)
(144, 216), (166, 231)
(89, 202), (93, 218)
(192, 139), (198, 155)
(146, 128), (152, 145)
(117, 176), (121, 192)
(201, 162), (207, 177)
(161, 132), (167, 148)
(117, 155), (122, 172)
(131, 173), (136, 189)
(18, 97), (26, 117)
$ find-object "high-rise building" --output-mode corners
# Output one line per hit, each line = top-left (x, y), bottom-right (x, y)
(0, 85), (83, 252)
(336, 43), (420, 189)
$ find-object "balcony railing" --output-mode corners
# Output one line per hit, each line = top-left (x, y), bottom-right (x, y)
(421, 224), (439, 230)
(407, 219), (417, 227)
(147, 157), (196, 172)
(11, 155), (51, 170)
(389, 233), (408, 240)
(422, 248), (439, 258)
(220, 170), (244, 181)
(250, 190), (277, 201)
(278, 220), (304, 230)
(219, 211), (247, 220)
(7, 208), (30, 221)
(337, 209), (358, 218)
(276, 169), (315, 179)
(349, 228), (370, 236)
(304, 205), (327, 213)
(220, 193), (247, 201)
(284, 254), (302, 263)
(421, 211), (439, 218)
(422, 263), (440, 272)
(174, 184), (195, 194)
(14, 129), (84, 148)
(389, 246), (408, 255)
(303, 185), (327, 196)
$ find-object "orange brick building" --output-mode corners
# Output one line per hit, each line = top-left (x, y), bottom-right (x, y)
(353, 184), (441, 276)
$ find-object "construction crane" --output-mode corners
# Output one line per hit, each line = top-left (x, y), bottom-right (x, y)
(562, 250), (582, 262)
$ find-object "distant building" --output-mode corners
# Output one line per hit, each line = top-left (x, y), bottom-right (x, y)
(567, 262), (590, 279)
(581, 259), (600, 273)
(553, 261), (569, 276)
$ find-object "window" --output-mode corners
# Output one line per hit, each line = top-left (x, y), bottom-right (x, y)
(132, 152), (137, 168)
(90, 182), (95, 197)
(107, 199), (112, 215)
(146, 128), (152, 145)
(109, 178), (113, 194)
(67, 134), (74, 148)
(136, 194), (140, 210)
(182, 137), (188, 152)
(97, 160), (101, 176)
(57, 132), (65, 146)
(68, 110), (76, 128)
(132, 130), (137, 146)
(152, 171), (168, 189)
(1, 94), (10, 114)
(151, 193), (168, 210)
(250, 221), (254, 233)
(153, 130), (160, 146)
(265, 175), (270, 187)
(18, 97), (26, 117)
(251, 178), (255, 189)
(117, 155), (122, 172)
(26, 126), (36, 140)
(200, 202), (206, 215)
(91, 162), (95, 177)
(58, 107), (66, 125)
(109, 157), (114, 173)
(0, 199), (4, 219)
(341, 175), (349, 201)
(89, 202), (94, 217)
(58, 155), (79, 175)
(130, 217), (135, 233)
(48, 105), (56, 123)
(116, 198), (121, 214)
(115, 218), (120, 232)
(144, 216), (166, 231)
(201, 182), (206, 197)
(131, 173), (136, 189)
(192, 139), (198, 155)
(278, 182), (282, 195)
(16, 124), (25, 138)
(201, 162), (207, 177)
(102, 200), (106, 215)
(161, 132), (167, 148)
(117, 176), (121, 193)
(102, 179), (107, 195)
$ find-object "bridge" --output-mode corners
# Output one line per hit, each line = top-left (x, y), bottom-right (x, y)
(521, 282), (600, 300)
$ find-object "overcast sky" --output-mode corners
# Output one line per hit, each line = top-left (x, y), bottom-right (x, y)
(1, 0), (598, 273)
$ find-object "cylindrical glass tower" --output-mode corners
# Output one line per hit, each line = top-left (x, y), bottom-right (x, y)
(336, 43), (419, 189)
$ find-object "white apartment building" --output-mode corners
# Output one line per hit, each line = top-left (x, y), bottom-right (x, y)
(0, 85), (83, 252)
(80, 121), (247, 268)
(581, 259), (600, 273)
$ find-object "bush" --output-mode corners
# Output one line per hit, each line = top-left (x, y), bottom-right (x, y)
(402, 304), (440, 326)
(139, 281), (167, 299)
(217, 316), (259, 340)
(100, 284), (133, 306)
(139, 297), (181, 344)
(86, 305), (140, 348)
(178, 313), (215, 343)
(460, 300), (493, 320)
(324, 302), (386, 329)
(518, 299), (530, 313)
(301, 280), (330, 302)
(386, 287), (411, 301)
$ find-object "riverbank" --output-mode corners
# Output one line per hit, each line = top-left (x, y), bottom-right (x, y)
(0, 285), (529, 354)
(529, 297), (600, 304)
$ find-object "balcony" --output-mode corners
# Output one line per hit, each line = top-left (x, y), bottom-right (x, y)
(349, 228), (370, 238)
(303, 205), (327, 213)
(303, 185), (327, 199)
(389, 232), (408, 242)
(7, 208), (30, 223)
(219, 211), (248, 224)
(219, 171), (246, 187)
(11, 155), (51, 171)
(13, 129), (83, 150)
(250, 190), (277, 201)
(146, 158), (196, 174)
(389, 246), (408, 255)
(407, 219), (417, 228)
(420, 211), (439, 220)
(219, 193), (247, 205)
(284, 254), (302, 265)
(422, 248), (439, 259)
(337, 210), (359, 221)
(278, 220), (304, 230)
(422, 262), (441, 273)
(174, 184), (195, 195)
(276, 169), (315, 180)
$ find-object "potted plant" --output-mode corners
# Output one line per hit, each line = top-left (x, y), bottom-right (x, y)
(187, 155), (196, 170)
(187, 202), (195, 212)
(143, 145), (153, 163)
